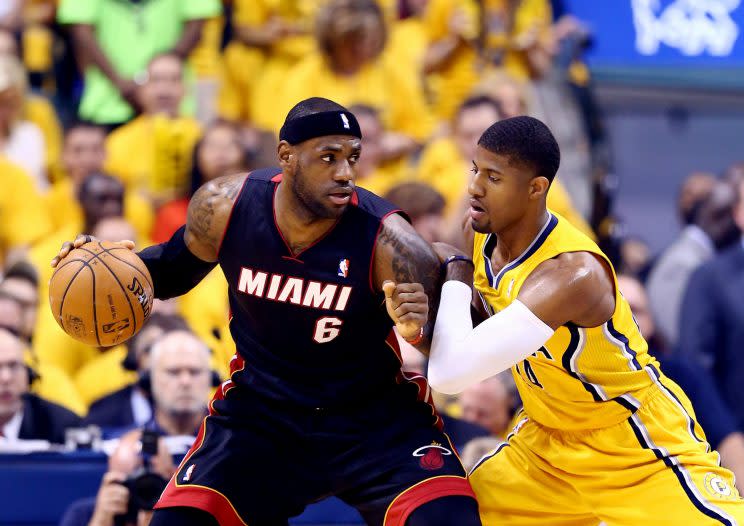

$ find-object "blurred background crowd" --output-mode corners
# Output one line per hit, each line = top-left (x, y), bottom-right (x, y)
(0, 0), (743, 525)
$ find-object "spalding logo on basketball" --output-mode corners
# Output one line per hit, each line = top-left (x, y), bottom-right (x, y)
(412, 443), (452, 471)
(49, 241), (154, 347)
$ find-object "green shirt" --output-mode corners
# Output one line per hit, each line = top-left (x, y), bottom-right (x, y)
(58, 0), (220, 124)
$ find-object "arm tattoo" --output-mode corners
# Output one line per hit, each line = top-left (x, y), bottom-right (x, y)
(187, 174), (246, 255)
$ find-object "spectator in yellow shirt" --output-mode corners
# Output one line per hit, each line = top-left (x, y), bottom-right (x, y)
(45, 121), (154, 244)
(105, 53), (202, 207)
(0, 28), (63, 183)
(0, 156), (52, 267)
(278, 0), (432, 148)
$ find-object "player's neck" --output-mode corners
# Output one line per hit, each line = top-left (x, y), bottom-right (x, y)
(493, 209), (551, 266)
(274, 182), (337, 252)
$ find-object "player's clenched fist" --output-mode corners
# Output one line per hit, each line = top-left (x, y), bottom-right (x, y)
(382, 280), (428, 343)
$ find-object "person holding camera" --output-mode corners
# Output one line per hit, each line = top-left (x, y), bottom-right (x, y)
(60, 330), (212, 526)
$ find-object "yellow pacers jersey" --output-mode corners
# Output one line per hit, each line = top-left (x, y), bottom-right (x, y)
(473, 212), (660, 430)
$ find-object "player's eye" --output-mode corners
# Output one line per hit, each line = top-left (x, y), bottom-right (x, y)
(321, 154), (334, 163)
(488, 175), (500, 183)
(349, 155), (360, 164)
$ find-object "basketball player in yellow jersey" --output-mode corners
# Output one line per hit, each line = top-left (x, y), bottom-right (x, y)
(402, 116), (744, 524)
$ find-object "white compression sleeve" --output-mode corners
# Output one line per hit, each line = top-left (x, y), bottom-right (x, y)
(428, 281), (555, 394)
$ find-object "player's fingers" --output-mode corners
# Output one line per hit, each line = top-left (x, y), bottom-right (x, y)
(73, 234), (92, 248)
(117, 239), (136, 250)
(382, 281), (400, 324)
(51, 241), (74, 267)
(393, 291), (427, 305)
(391, 283), (424, 295)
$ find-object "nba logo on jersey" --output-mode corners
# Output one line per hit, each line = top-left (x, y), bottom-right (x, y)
(341, 113), (351, 129)
(183, 464), (195, 482)
(338, 258), (350, 278)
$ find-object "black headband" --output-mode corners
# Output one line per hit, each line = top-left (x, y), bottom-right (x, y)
(279, 110), (362, 145)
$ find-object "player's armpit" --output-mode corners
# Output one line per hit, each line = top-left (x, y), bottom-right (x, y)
(373, 214), (441, 351)
(517, 251), (616, 330)
(186, 173), (249, 262)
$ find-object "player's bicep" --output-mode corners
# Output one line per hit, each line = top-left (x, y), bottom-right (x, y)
(518, 253), (615, 330)
(372, 214), (440, 296)
(185, 173), (247, 262)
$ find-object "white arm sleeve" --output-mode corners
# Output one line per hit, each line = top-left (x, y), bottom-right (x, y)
(428, 281), (555, 394)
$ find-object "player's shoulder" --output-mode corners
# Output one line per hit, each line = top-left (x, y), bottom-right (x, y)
(353, 186), (408, 222)
(528, 250), (614, 300)
(245, 167), (283, 184)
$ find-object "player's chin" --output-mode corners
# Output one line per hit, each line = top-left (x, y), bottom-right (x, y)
(471, 218), (490, 234)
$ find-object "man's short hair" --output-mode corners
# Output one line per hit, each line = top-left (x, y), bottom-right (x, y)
(3, 261), (39, 289)
(384, 183), (445, 220)
(478, 116), (560, 183)
(285, 97), (349, 123)
(455, 95), (502, 123)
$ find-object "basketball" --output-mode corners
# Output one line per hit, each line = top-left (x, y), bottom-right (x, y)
(49, 241), (154, 347)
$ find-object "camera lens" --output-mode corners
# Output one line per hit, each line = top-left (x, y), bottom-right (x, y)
(131, 472), (169, 510)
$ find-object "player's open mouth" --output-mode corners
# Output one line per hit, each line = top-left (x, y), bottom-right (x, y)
(469, 199), (486, 220)
(329, 192), (351, 205)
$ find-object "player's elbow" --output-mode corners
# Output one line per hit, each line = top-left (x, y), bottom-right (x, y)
(427, 362), (467, 395)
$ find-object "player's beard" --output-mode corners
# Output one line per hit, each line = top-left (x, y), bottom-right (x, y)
(292, 166), (342, 220)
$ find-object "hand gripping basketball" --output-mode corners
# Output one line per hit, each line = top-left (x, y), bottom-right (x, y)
(382, 280), (427, 344)
(48, 234), (153, 347)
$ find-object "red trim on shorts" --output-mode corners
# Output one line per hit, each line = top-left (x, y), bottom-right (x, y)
(368, 210), (405, 293)
(156, 484), (247, 526)
(217, 173), (251, 256)
(383, 476), (476, 526)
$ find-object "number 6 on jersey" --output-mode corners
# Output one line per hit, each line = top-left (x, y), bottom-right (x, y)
(314, 317), (343, 343)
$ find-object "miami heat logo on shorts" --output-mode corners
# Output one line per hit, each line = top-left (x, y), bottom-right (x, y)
(412, 443), (452, 471)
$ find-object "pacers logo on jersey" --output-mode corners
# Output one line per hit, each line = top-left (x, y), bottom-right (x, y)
(338, 258), (350, 278)
(704, 472), (735, 499)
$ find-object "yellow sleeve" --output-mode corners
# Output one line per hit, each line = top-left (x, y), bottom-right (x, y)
(32, 362), (87, 416)
(23, 96), (63, 181)
(0, 159), (52, 248)
(513, 0), (552, 38)
(74, 346), (138, 406)
(547, 179), (596, 240)
(424, 0), (479, 41)
(385, 64), (434, 141)
(105, 120), (143, 190)
(233, 0), (270, 26)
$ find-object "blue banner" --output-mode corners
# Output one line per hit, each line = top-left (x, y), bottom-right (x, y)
(566, 0), (744, 67)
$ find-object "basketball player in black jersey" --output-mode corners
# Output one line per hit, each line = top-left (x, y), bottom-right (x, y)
(53, 98), (481, 526)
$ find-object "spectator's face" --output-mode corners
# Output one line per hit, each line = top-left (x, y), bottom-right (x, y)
(0, 31), (17, 57)
(150, 334), (210, 418)
(698, 182), (739, 249)
(79, 176), (124, 226)
(455, 105), (501, 165)
(0, 280), (38, 341)
(619, 238), (650, 277)
(327, 16), (384, 71)
(197, 125), (244, 183)
(0, 297), (24, 339)
(494, 83), (525, 119)
(460, 378), (512, 436)
(617, 276), (655, 340)
(355, 112), (383, 175)
(412, 213), (444, 243)
(0, 87), (21, 128)
(0, 330), (28, 421)
(62, 127), (107, 185)
(141, 56), (184, 116)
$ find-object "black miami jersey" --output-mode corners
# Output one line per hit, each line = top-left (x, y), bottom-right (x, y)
(217, 168), (410, 409)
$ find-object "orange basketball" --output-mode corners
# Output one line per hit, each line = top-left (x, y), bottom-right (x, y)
(49, 241), (154, 347)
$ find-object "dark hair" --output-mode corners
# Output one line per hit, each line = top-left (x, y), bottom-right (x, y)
(3, 261), (39, 288)
(77, 171), (123, 199)
(315, 0), (387, 59)
(64, 119), (106, 138)
(455, 95), (502, 123)
(285, 97), (349, 123)
(478, 116), (560, 183)
(384, 183), (446, 220)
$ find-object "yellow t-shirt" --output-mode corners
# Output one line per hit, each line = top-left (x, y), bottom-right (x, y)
(23, 95), (63, 182)
(105, 114), (202, 203)
(74, 345), (137, 406)
(0, 157), (52, 259)
(473, 212), (658, 430)
(278, 54), (433, 140)
(44, 178), (154, 247)
(32, 361), (87, 416)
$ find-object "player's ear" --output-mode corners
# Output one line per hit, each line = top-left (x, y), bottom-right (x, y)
(529, 176), (550, 200)
(278, 141), (293, 167)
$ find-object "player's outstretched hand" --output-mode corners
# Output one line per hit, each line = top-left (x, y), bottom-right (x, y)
(50, 234), (135, 268)
(382, 280), (428, 342)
